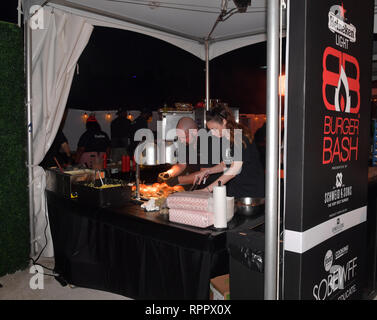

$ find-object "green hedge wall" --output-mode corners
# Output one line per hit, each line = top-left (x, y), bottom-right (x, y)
(0, 21), (29, 277)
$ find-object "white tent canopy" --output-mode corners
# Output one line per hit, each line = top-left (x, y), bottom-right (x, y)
(23, 0), (276, 60)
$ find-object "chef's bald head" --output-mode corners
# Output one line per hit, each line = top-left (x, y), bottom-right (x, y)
(176, 117), (198, 144)
(177, 117), (197, 131)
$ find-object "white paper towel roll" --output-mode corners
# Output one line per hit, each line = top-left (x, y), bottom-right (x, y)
(213, 183), (227, 228)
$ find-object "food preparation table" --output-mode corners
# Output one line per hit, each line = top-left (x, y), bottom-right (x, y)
(46, 190), (264, 299)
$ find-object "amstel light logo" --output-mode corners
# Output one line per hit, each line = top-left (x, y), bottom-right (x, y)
(322, 47), (360, 114)
(328, 4), (356, 43)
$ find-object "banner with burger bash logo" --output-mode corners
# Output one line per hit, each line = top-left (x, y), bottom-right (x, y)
(283, 0), (373, 299)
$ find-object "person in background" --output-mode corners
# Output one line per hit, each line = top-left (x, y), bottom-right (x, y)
(129, 108), (153, 156)
(253, 122), (266, 170)
(193, 104), (265, 199)
(40, 127), (72, 169)
(110, 107), (131, 161)
(158, 117), (222, 187)
(75, 115), (111, 168)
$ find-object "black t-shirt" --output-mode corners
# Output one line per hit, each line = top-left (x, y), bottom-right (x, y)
(40, 129), (68, 168)
(111, 116), (131, 148)
(177, 135), (222, 185)
(77, 130), (111, 153)
(130, 117), (148, 138)
(224, 136), (265, 198)
(176, 136), (220, 169)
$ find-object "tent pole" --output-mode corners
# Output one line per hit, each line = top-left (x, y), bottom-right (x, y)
(205, 40), (210, 111)
(264, 0), (280, 300)
(17, 0), (22, 27)
(25, 19), (35, 258)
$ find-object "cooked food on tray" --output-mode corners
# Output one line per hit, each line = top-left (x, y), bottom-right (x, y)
(132, 183), (184, 199)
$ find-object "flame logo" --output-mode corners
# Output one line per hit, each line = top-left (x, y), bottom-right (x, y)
(322, 47), (360, 114)
(334, 66), (351, 113)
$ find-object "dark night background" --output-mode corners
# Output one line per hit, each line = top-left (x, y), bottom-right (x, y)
(1, 1), (269, 114)
(67, 27), (268, 113)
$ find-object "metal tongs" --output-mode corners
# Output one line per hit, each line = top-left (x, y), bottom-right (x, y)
(189, 182), (198, 192)
(189, 175), (207, 191)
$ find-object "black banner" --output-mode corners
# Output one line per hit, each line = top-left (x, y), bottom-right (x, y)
(284, 0), (374, 299)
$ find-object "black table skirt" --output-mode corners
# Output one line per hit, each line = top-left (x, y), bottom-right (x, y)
(46, 191), (232, 300)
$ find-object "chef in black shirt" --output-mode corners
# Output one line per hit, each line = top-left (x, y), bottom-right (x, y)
(111, 107), (132, 161)
(111, 108), (131, 148)
(158, 117), (222, 187)
(194, 104), (265, 199)
(129, 108), (152, 156)
(40, 128), (72, 168)
(75, 116), (111, 167)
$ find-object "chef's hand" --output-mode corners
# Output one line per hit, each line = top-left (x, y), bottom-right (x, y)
(158, 171), (171, 183)
(166, 176), (179, 187)
(196, 187), (212, 193)
(193, 169), (210, 185)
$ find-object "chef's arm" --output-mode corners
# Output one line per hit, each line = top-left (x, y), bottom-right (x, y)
(168, 163), (187, 177)
(60, 142), (72, 164)
(206, 161), (243, 192)
(158, 164), (187, 184)
(191, 162), (226, 185)
(75, 147), (85, 164)
(206, 162), (226, 175)
(61, 142), (71, 158)
(177, 172), (195, 184)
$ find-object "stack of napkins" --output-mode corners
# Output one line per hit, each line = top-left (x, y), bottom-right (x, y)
(167, 191), (234, 228)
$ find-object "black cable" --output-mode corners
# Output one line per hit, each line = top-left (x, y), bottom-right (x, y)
(34, 269), (57, 278)
(29, 191), (60, 278)
(220, 8), (238, 22)
(29, 194), (49, 264)
(32, 262), (55, 272)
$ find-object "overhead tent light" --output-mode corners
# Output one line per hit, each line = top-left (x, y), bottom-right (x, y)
(207, 0), (253, 41)
(233, 0), (252, 13)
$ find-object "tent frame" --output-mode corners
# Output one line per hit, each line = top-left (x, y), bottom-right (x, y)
(24, 0), (282, 299)
(25, 19), (35, 257)
(265, 0), (280, 300)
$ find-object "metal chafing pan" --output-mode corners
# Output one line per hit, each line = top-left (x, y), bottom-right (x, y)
(46, 168), (96, 198)
(235, 197), (265, 216)
(74, 178), (132, 208)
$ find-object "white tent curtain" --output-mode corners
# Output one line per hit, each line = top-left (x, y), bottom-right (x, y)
(30, 7), (93, 256)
